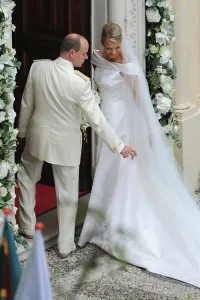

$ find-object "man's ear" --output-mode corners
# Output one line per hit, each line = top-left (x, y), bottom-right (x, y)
(69, 49), (75, 57)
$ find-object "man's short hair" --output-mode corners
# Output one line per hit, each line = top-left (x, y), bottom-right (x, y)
(60, 35), (81, 53)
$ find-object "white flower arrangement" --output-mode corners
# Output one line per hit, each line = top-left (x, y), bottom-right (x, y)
(0, 2), (22, 239)
(145, 0), (181, 147)
(146, 8), (161, 23)
(81, 90), (102, 141)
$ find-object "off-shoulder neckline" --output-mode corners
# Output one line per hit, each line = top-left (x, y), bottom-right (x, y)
(93, 50), (124, 65)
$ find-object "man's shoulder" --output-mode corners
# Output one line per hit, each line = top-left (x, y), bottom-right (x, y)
(33, 59), (51, 63)
(31, 59), (52, 74)
(32, 59), (52, 67)
(74, 70), (90, 82)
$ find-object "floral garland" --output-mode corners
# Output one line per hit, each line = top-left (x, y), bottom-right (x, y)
(0, 2), (25, 245)
(145, 0), (181, 147)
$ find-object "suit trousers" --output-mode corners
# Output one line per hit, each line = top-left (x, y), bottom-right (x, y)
(17, 148), (79, 253)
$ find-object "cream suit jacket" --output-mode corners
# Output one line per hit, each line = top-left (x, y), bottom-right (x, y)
(18, 57), (123, 166)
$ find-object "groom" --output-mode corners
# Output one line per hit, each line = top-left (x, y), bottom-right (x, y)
(17, 33), (136, 257)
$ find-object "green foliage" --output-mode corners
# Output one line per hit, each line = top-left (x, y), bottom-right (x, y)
(145, 0), (181, 147)
(0, 2), (27, 247)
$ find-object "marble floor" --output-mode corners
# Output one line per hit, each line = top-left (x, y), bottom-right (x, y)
(19, 193), (200, 299)
(47, 243), (200, 300)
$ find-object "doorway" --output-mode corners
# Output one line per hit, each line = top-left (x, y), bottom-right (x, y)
(13, 0), (92, 214)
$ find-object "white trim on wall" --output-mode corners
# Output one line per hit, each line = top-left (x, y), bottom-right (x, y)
(91, 0), (108, 176)
(125, 0), (146, 68)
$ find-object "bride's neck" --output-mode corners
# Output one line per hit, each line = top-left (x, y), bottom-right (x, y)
(102, 52), (123, 64)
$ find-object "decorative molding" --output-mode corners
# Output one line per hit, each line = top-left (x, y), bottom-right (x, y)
(126, 0), (146, 68)
(91, 0), (108, 174)
(125, 0), (137, 52)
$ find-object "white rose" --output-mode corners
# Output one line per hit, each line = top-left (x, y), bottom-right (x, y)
(160, 56), (168, 64)
(6, 92), (15, 103)
(12, 164), (18, 173)
(155, 93), (172, 115)
(160, 19), (170, 36)
(6, 67), (17, 78)
(170, 14), (175, 22)
(162, 69), (167, 75)
(3, 31), (10, 41)
(10, 48), (16, 56)
(0, 99), (5, 109)
(0, 63), (4, 71)
(146, 8), (161, 23)
(168, 59), (173, 69)
(160, 75), (173, 94)
(0, 54), (13, 66)
(0, 111), (6, 123)
(157, 0), (169, 9)
(2, 6), (9, 19)
(150, 45), (159, 54)
(0, 187), (8, 197)
(159, 45), (172, 64)
(146, 0), (154, 7)
(156, 112), (162, 120)
(163, 124), (173, 134)
(155, 32), (169, 45)
(7, 109), (16, 123)
(0, 161), (10, 179)
(11, 128), (19, 138)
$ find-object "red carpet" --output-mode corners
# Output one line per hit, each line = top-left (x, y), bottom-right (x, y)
(15, 184), (87, 216)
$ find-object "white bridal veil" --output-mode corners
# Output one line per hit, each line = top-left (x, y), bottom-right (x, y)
(118, 34), (200, 250)
(79, 33), (200, 287)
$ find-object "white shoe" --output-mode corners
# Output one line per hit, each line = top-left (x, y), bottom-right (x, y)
(58, 248), (76, 258)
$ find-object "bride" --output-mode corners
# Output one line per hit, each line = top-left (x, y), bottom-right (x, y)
(78, 23), (200, 288)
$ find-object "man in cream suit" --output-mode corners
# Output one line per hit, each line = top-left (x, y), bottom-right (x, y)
(17, 33), (136, 257)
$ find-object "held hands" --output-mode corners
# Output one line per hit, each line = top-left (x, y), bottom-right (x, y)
(120, 145), (137, 159)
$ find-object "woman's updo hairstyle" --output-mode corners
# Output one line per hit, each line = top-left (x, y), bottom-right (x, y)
(101, 23), (122, 44)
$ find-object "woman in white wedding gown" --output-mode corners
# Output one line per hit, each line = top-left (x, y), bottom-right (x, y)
(78, 23), (200, 288)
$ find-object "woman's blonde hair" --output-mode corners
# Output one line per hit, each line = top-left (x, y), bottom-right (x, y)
(101, 23), (122, 44)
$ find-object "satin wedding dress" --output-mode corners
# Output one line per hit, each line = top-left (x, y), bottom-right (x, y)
(78, 44), (200, 288)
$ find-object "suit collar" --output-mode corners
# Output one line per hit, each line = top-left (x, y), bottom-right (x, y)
(54, 57), (74, 70)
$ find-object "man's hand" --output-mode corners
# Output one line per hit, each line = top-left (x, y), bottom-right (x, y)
(120, 145), (137, 159)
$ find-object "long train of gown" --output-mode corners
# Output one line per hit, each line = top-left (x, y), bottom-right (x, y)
(78, 50), (200, 288)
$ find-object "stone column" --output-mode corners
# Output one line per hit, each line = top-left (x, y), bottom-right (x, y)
(186, 0), (200, 107)
(173, 0), (190, 110)
(108, 0), (126, 32)
(172, 0), (200, 189)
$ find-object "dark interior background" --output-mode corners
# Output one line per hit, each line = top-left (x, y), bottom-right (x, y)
(13, 0), (92, 192)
